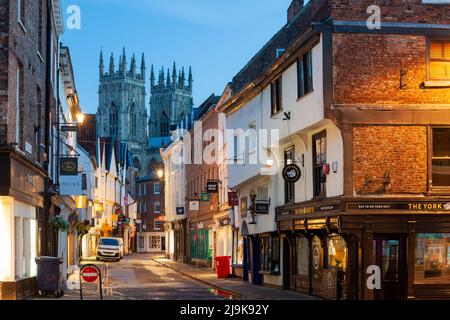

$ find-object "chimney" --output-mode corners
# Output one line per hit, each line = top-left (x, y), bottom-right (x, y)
(287, 0), (304, 23)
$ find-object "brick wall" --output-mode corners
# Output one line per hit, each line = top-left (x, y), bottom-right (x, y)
(330, 0), (450, 24)
(1, 0), (49, 163)
(333, 33), (450, 106)
(353, 125), (428, 194)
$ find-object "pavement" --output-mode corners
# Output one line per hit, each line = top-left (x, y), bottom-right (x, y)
(151, 255), (317, 300)
(30, 253), (317, 300)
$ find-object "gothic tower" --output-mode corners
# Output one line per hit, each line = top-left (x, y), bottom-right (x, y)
(97, 48), (148, 166)
(148, 62), (194, 138)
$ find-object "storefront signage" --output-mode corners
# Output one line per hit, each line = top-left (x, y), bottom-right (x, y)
(189, 201), (200, 211)
(255, 201), (270, 214)
(294, 204), (339, 215)
(176, 207), (185, 215)
(347, 202), (450, 212)
(201, 193), (211, 202)
(228, 192), (239, 207)
(60, 174), (83, 196)
(206, 181), (218, 193)
(282, 164), (301, 183)
(60, 157), (78, 176)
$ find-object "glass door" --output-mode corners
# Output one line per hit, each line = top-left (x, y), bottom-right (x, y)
(373, 235), (407, 300)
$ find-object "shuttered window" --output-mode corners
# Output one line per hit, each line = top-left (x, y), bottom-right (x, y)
(429, 40), (450, 81)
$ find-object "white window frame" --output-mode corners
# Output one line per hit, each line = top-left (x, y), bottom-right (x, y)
(153, 221), (162, 231)
(154, 201), (161, 214)
(154, 182), (161, 195)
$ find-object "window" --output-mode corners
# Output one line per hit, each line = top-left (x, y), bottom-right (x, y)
(260, 235), (280, 274)
(284, 147), (296, 203)
(233, 135), (239, 163)
(35, 86), (42, 162)
(414, 233), (450, 284)
(429, 39), (450, 81)
(139, 183), (142, 196)
(110, 103), (119, 136)
(154, 201), (161, 213)
(16, 63), (24, 149)
(271, 77), (283, 115)
(143, 183), (147, 195)
(153, 221), (162, 231)
(154, 182), (160, 195)
(313, 131), (327, 197)
(161, 113), (169, 137)
(328, 235), (347, 271)
(432, 128), (450, 187)
(130, 104), (137, 137)
(249, 122), (257, 153)
(297, 50), (313, 98)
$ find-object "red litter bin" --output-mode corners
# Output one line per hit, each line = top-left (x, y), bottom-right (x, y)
(214, 256), (231, 278)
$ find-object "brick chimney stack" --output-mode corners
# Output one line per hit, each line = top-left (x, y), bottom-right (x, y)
(287, 0), (304, 23)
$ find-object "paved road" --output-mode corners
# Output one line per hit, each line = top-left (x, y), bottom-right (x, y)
(59, 254), (232, 300)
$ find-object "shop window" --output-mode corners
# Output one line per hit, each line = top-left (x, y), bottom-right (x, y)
(260, 235), (280, 274)
(328, 235), (347, 271)
(151, 236), (161, 249)
(190, 230), (210, 261)
(313, 131), (327, 197)
(414, 233), (450, 284)
(296, 237), (309, 276)
(432, 128), (450, 187)
(234, 231), (244, 265)
(429, 39), (450, 81)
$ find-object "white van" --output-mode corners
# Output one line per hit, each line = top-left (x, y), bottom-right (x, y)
(96, 237), (124, 262)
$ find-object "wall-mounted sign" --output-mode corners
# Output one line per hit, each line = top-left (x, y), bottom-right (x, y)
(60, 175), (83, 196)
(347, 202), (450, 212)
(189, 201), (200, 211)
(60, 157), (78, 176)
(201, 193), (211, 202)
(176, 207), (185, 215)
(81, 173), (87, 191)
(282, 164), (301, 183)
(240, 197), (248, 218)
(255, 201), (270, 214)
(228, 192), (239, 207)
(294, 204), (340, 215)
(206, 181), (219, 193)
(61, 125), (78, 132)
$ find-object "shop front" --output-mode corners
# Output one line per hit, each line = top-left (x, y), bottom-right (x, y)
(188, 219), (214, 268)
(0, 150), (46, 300)
(277, 197), (450, 300)
(212, 215), (232, 270)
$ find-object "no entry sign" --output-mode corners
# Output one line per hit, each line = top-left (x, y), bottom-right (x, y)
(81, 265), (99, 283)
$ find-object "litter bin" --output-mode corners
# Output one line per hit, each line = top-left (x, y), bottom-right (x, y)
(214, 256), (231, 279)
(35, 256), (64, 298)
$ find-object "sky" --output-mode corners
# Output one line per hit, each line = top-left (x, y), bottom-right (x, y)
(60, 0), (293, 114)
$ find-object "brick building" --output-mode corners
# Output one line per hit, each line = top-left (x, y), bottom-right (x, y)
(136, 173), (166, 252)
(0, 0), (64, 299)
(219, 0), (450, 300)
(185, 94), (223, 268)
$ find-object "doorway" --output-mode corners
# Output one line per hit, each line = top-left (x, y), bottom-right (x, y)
(373, 235), (408, 300)
(282, 237), (293, 290)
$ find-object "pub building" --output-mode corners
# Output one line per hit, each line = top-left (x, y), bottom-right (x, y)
(218, 0), (450, 300)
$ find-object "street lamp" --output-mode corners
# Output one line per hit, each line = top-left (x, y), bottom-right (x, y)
(157, 169), (164, 179)
(76, 112), (85, 124)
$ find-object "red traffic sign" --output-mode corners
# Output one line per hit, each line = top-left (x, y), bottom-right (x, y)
(81, 265), (99, 283)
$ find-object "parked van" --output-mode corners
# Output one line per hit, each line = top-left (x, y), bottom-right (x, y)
(96, 237), (124, 261)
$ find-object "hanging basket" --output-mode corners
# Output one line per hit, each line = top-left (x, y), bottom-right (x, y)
(49, 216), (70, 232)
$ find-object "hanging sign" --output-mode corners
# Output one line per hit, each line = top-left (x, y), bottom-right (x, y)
(201, 193), (211, 202)
(206, 181), (219, 193)
(228, 192), (239, 207)
(255, 201), (270, 214)
(60, 157), (78, 176)
(282, 164), (301, 183)
(176, 207), (185, 215)
(189, 201), (200, 211)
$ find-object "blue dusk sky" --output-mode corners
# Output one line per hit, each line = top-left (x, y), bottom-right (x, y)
(60, 0), (294, 114)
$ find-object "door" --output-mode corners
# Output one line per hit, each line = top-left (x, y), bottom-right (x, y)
(250, 236), (263, 285)
(373, 235), (407, 300)
(161, 236), (166, 251)
(282, 237), (293, 290)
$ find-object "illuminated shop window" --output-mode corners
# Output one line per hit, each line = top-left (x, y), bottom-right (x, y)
(328, 235), (347, 271)
(415, 233), (450, 284)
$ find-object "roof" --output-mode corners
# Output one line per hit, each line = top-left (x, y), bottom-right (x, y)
(77, 114), (97, 159)
(196, 94), (221, 120)
(230, 1), (321, 95)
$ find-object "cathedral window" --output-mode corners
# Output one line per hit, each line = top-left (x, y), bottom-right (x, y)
(130, 104), (137, 137)
(110, 102), (119, 136)
(161, 112), (169, 137)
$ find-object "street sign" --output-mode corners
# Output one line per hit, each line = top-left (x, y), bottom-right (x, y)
(81, 265), (99, 283)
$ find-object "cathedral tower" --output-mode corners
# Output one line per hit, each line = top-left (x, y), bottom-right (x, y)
(97, 48), (148, 161)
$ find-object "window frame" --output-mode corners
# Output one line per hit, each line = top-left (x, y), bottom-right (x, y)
(260, 234), (281, 275)
(154, 182), (161, 195)
(427, 37), (450, 82)
(154, 201), (161, 213)
(312, 130), (327, 198)
(153, 220), (162, 231)
(270, 76), (283, 116)
(297, 49), (314, 99)
(428, 126), (450, 194)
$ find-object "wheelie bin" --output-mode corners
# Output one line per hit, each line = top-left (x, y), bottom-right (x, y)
(35, 256), (64, 298)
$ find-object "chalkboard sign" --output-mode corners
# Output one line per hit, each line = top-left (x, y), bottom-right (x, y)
(321, 269), (338, 300)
